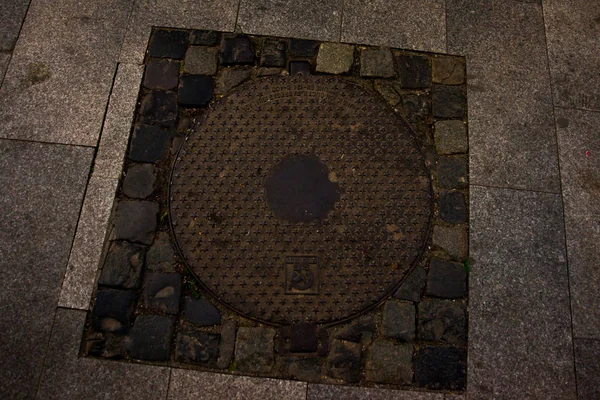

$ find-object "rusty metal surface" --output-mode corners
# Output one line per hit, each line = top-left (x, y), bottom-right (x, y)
(169, 76), (432, 326)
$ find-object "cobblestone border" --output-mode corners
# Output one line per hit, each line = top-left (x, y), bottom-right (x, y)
(79, 29), (469, 392)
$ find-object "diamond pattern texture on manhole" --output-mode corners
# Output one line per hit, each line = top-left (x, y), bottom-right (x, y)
(169, 76), (432, 326)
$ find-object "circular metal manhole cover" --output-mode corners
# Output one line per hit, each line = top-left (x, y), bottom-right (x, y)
(169, 76), (432, 326)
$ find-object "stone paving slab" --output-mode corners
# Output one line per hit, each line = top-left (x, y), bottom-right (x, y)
(447, 0), (561, 193)
(93, 63), (144, 179)
(58, 174), (119, 310)
(0, 0), (130, 146)
(468, 186), (576, 399)
(168, 368), (307, 400)
(0, 0), (30, 51)
(574, 338), (600, 399)
(0, 140), (93, 399)
(342, 0), (446, 53)
(38, 308), (170, 399)
(306, 384), (448, 399)
(555, 108), (600, 339)
(119, 0), (238, 64)
(237, 0), (342, 42)
(544, 0), (600, 111)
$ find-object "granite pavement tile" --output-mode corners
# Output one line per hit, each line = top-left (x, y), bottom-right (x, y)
(93, 63), (144, 179)
(544, 0), (600, 111)
(0, 0), (130, 146)
(468, 186), (576, 399)
(0, 140), (93, 399)
(119, 0), (238, 64)
(447, 0), (561, 192)
(37, 308), (170, 399)
(307, 384), (445, 399)
(555, 108), (600, 216)
(342, 0), (445, 53)
(555, 108), (600, 339)
(238, 0), (342, 43)
(58, 174), (119, 310)
(0, 0), (30, 51)
(574, 338), (600, 400)
(168, 367), (307, 400)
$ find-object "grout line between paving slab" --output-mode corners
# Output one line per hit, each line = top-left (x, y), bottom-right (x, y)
(234, 0), (242, 31)
(444, 0), (449, 54)
(33, 306), (60, 399)
(468, 182), (561, 195)
(0, 0), (33, 89)
(165, 367), (173, 400)
(0, 136), (96, 149)
(540, 2), (579, 397)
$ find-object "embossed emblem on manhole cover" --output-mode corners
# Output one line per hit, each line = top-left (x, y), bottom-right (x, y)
(169, 76), (432, 326)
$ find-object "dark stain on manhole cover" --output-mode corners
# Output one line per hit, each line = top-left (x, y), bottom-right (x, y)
(265, 153), (341, 223)
(169, 76), (432, 326)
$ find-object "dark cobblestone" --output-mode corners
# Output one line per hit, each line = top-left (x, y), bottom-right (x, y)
(439, 191), (467, 224)
(382, 300), (415, 341)
(215, 68), (251, 95)
(432, 56), (465, 85)
(216, 320), (236, 369)
(397, 55), (431, 88)
(418, 298), (467, 344)
(98, 241), (145, 289)
(235, 327), (276, 372)
(129, 125), (171, 163)
(179, 75), (214, 107)
(365, 340), (413, 384)
(142, 273), (182, 315)
(434, 120), (468, 154)
(143, 59), (179, 90)
(289, 61), (311, 76)
(414, 346), (467, 390)
(183, 297), (221, 327)
(427, 259), (467, 299)
(139, 91), (178, 128)
(190, 30), (219, 46)
(283, 357), (322, 382)
(114, 200), (158, 245)
(374, 81), (401, 106)
(260, 39), (287, 67)
(432, 85), (467, 118)
(289, 39), (318, 58)
(176, 331), (220, 365)
(326, 339), (362, 382)
(122, 163), (156, 199)
(438, 156), (468, 189)
(394, 266), (427, 302)
(432, 225), (468, 261)
(92, 289), (137, 334)
(332, 314), (376, 344)
(126, 315), (175, 361)
(184, 46), (218, 75)
(221, 37), (255, 65)
(146, 232), (176, 272)
(401, 93), (430, 116)
(360, 48), (395, 78)
(148, 29), (189, 59)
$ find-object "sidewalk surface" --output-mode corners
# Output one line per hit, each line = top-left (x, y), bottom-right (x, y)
(1, 0), (598, 399)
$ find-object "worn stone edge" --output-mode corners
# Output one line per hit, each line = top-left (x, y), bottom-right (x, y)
(58, 174), (119, 310)
(93, 63), (144, 179)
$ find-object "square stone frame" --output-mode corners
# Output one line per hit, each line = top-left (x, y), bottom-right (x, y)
(57, 27), (469, 398)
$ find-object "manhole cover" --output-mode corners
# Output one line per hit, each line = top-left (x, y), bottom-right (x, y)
(169, 76), (432, 325)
